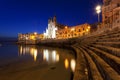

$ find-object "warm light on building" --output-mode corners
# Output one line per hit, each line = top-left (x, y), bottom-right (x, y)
(88, 26), (90, 29)
(18, 17), (91, 43)
(71, 28), (75, 31)
(30, 36), (35, 40)
(65, 26), (68, 29)
(56, 23), (91, 39)
(86, 29), (89, 32)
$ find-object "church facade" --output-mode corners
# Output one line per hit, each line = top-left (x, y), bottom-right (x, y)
(44, 16), (58, 39)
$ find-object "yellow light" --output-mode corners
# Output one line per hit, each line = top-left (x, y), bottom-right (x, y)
(20, 46), (23, 54)
(88, 26), (90, 29)
(30, 36), (35, 40)
(64, 59), (69, 69)
(86, 29), (89, 32)
(33, 49), (37, 61)
(30, 48), (38, 61)
(65, 26), (68, 29)
(56, 54), (59, 62)
(71, 28), (75, 31)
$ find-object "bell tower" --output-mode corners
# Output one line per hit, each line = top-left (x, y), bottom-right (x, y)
(53, 16), (57, 26)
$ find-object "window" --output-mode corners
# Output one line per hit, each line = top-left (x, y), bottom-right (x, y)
(117, 20), (119, 23)
(117, 3), (120, 7)
(83, 28), (84, 31)
(105, 16), (107, 19)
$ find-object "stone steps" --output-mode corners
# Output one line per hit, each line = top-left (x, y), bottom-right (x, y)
(72, 28), (120, 80)
(96, 29), (120, 38)
(72, 46), (88, 80)
(77, 46), (103, 80)
(96, 37), (120, 42)
(88, 46), (120, 74)
(93, 42), (120, 48)
(81, 46), (120, 80)
(91, 44), (120, 57)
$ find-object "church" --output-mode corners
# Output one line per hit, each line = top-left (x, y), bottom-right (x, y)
(44, 16), (65, 39)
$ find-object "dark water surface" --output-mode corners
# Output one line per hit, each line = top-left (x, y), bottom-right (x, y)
(0, 43), (76, 80)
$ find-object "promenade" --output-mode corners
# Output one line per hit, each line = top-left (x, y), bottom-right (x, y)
(39, 28), (120, 80)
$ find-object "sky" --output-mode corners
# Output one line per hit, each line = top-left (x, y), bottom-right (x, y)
(0, 0), (102, 37)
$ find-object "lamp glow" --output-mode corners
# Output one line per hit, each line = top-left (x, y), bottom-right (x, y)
(96, 5), (101, 22)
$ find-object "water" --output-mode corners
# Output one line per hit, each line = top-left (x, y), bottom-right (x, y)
(0, 43), (76, 80)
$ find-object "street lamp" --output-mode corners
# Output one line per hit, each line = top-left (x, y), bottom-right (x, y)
(96, 5), (101, 23)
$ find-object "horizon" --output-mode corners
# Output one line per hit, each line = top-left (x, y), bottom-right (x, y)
(0, 0), (102, 38)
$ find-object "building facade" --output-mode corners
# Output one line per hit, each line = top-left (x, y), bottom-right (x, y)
(56, 23), (91, 39)
(44, 16), (58, 39)
(18, 32), (43, 44)
(18, 16), (91, 44)
(102, 0), (120, 29)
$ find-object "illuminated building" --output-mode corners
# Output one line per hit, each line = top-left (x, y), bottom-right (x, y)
(18, 16), (91, 44)
(44, 16), (65, 39)
(43, 16), (90, 39)
(102, 0), (120, 29)
(44, 16), (57, 39)
(56, 23), (91, 39)
(18, 32), (43, 44)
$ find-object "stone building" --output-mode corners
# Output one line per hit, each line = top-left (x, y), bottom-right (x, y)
(18, 16), (91, 44)
(18, 32), (43, 44)
(56, 23), (91, 39)
(102, 0), (120, 29)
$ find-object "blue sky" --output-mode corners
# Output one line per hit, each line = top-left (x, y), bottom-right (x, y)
(0, 0), (102, 37)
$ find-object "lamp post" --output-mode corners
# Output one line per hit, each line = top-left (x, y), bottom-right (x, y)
(96, 5), (101, 23)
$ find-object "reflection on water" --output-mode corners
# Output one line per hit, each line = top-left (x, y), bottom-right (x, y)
(64, 59), (69, 69)
(70, 59), (76, 72)
(18, 45), (76, 72)
(19, 45), (38, 61)
(43, 49), (59, 63)
(64, 58), (76, 72)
